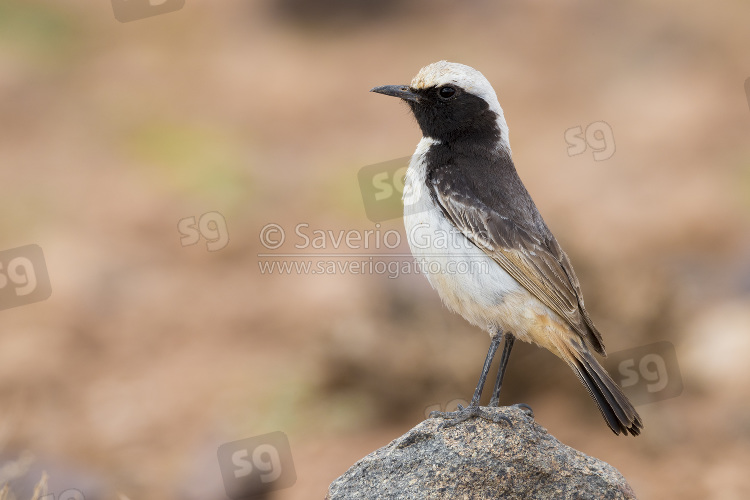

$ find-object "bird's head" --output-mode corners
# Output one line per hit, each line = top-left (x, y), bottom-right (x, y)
(371, 61), (511, 154)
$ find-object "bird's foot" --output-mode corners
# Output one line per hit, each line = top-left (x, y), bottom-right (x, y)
(429, 404), (512, 428)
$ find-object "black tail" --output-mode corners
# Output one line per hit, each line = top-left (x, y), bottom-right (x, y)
(568, 347), (643, 436)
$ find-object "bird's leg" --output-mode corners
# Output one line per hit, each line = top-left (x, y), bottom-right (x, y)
(467, 331), (502, 407)
(489, 333), (515, 407)
(429, 330), (511, 427)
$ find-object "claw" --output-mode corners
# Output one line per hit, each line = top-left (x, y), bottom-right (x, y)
(513, 403), (534, 418)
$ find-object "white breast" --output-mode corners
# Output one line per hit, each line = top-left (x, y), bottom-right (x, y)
(402, 137), (532, 334)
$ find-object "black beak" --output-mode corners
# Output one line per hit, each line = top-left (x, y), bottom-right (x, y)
(370, 85), (421, 103)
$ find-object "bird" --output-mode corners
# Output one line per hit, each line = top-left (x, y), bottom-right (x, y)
(370, 61), (643, 436)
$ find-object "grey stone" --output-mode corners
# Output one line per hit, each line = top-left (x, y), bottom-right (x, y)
(327, 405), (636, 499)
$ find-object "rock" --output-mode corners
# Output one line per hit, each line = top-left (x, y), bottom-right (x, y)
(326, 405), (636, 500)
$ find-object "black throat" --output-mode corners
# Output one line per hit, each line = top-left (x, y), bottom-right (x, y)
(408, 88), (503, 146)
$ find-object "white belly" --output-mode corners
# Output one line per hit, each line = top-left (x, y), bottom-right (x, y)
(403, 138), (559, 345)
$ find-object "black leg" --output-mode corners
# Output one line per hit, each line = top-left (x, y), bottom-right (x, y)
(489, 333), (515, 407)
(467, 331), (502, 407)
(428, 330), (511, 428)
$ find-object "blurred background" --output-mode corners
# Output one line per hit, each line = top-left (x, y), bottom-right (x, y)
(1, 1), (750, 499)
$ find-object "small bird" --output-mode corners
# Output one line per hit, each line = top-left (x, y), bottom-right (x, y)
(371, 61), (642, 436)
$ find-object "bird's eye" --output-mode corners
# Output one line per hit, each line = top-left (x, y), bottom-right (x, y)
(438, 86), (456, 99)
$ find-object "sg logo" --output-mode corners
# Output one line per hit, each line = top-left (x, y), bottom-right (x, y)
(424, 398), (469, 420)
(178, 211), (229, 251)
(217, 431), (296, 499)
(604, 341), (683, 406)
(565, 121), (616, 161)
(40, 490), (84, 500)
(112, 0), (185, 23)
(358, 156), (419, 223)
(0, 244), (52, 312)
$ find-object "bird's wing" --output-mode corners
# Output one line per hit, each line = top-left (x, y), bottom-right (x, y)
(429, 171), (605, 353)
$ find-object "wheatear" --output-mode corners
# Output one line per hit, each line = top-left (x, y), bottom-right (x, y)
(371, 61), (642, 436)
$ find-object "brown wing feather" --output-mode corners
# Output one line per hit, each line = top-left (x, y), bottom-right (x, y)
(430, 177), (606, 355)
(546, 236), (605, 353)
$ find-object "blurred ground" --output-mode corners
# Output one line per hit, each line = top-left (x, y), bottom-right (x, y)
(1, 1), (750, 499)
